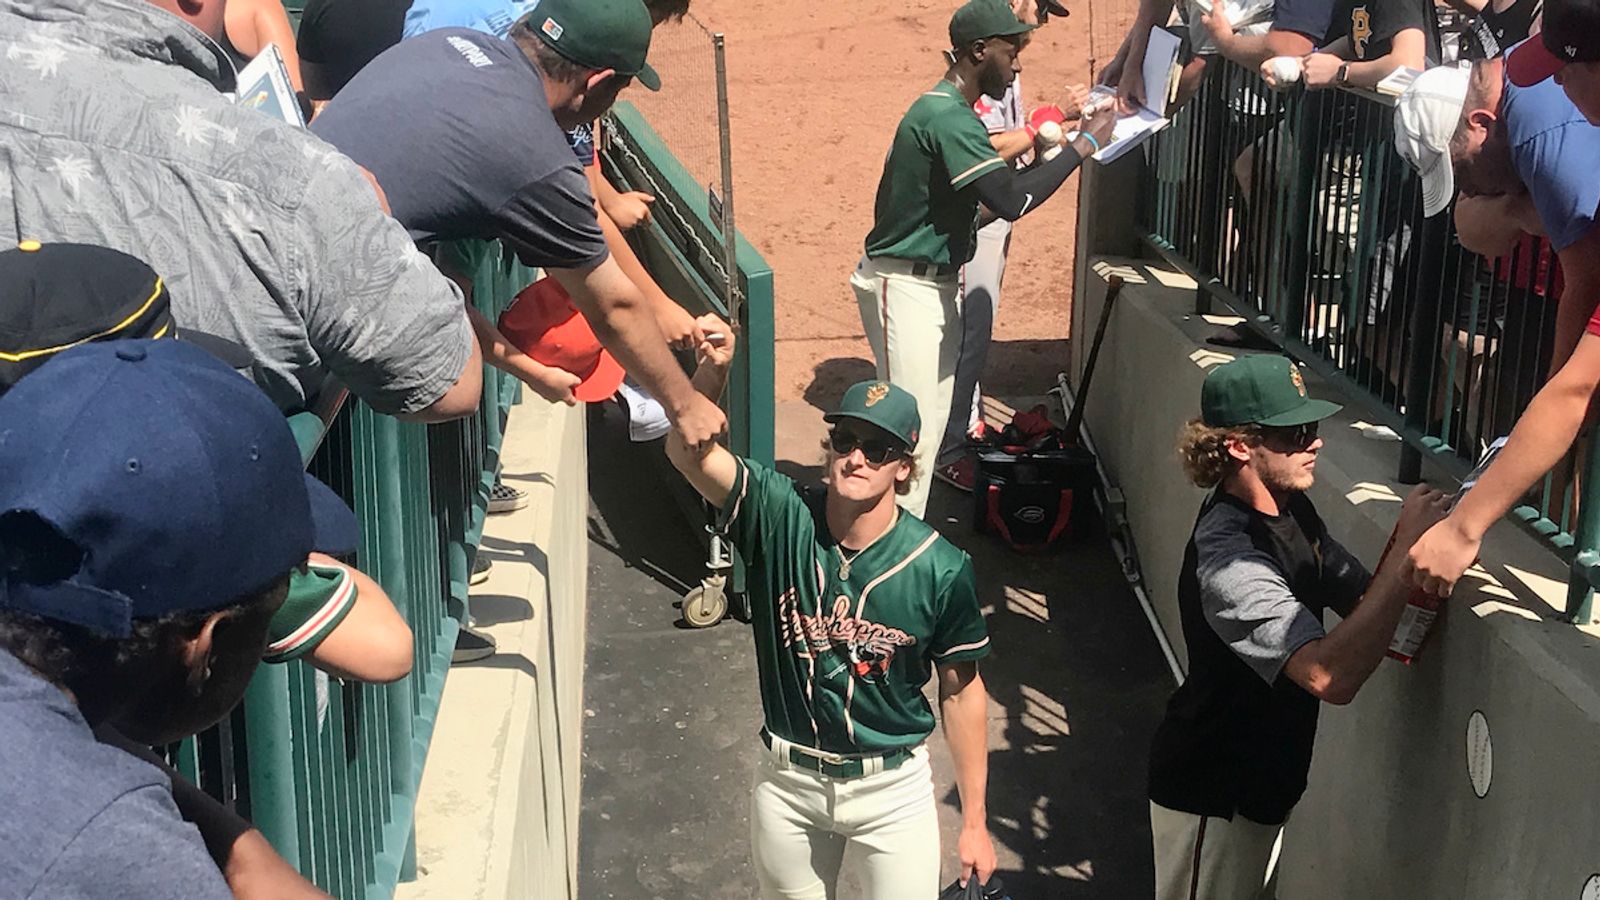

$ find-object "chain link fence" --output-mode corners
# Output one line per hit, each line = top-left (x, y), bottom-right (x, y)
(607, 13), (740, 321)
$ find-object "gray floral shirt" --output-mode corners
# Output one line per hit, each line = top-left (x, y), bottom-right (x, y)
(0, 0), (473, 416)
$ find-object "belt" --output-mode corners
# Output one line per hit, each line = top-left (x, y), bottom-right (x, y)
(862, 256), (959, 280)
(759, 729), (916, 780)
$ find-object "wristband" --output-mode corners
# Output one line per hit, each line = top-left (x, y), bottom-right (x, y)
(1078, 132), (1101, 153)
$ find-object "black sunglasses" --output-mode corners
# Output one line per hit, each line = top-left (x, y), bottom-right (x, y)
(828, 428), (908, 466)
(1261, 421), (1319, 451)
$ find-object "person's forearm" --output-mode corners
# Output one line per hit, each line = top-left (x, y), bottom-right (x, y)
(1217, 30), (1314, 68)
(1341, 55), (1409, 89)
(1309, 558), (1412, 701)
(225, 830), (331, 899)
(557, 264), (698, 412)
(596, 197), (679, 313)
(464, 303), (564, 386)
(1551, 272), (1599, 371)
(1449, 376), (1596, 541)
(973, 146), (1085, 221)
(940, 673), (990, 829)
(991, 128), (1034, 162)
(692, 358), (731, 404)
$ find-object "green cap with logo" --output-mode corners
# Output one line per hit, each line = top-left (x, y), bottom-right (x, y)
(1201, 355), (1341, 428)
(825, 380), (923, 449)
(530, 0), (660, 91)
(949, 0), (1038, 46)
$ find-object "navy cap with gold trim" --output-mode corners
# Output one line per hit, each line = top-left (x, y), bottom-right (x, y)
(0, 241), (249, 394)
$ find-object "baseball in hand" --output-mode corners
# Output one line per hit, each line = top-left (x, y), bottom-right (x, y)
(1267, 56), (1303, 85)
(1037, 120), (1064, 146)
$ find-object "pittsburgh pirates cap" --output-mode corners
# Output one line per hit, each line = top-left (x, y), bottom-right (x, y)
(1393, 64), (1470, 217)
(530, 0), (661, 91)
(0, 241), (251, 393)
(1507, 1), (1600, 87)
(1201, 355), (1341, 428)
(950, 0), (1038, 46)
(825, 380), (922, 449)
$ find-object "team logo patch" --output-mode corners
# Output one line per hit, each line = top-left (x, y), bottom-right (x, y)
(541, 17), (564, 40)
(1351, 7), (1372, 57)
(1289, 365), (1307, 397)
(1566, 45), (1579, 59)
(1015, 505), (1046, 524)
(864, 382), (890, 407)
(778, 591), (917, 686)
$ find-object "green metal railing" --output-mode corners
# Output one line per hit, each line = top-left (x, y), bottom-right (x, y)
(1137, 58), (1591, 620)
(173, 242), (531, 897)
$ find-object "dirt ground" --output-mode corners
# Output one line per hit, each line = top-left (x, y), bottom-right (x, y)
(675, 0), (1140, 406)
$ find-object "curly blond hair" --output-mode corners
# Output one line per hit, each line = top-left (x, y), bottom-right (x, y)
(1176, 419), (1259, 488)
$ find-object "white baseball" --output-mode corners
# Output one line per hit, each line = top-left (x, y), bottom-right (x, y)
(1037, 120), (1064, 145)
(1268, 56), (1303, 85)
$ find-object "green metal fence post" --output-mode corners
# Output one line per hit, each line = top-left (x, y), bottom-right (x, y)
(242, 665), (302, 869)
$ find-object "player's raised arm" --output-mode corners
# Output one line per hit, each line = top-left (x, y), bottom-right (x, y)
(664, 314), (740, 507)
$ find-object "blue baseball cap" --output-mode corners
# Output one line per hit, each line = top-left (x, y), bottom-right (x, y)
(0, 340), (358, 637)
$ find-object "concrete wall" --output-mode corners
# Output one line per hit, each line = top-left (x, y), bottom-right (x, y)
(397, 396), (589, 900)
(1072, 160), (1600, 899)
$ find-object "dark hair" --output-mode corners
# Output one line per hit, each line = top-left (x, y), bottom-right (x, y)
(0, 576), (288, 704)
(645, 0), (691, 22)
(1176, 419), (1261, 488)
(510, 22), (598, 87)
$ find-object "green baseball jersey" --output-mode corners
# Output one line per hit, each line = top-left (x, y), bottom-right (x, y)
(264, 563), (358, 663)
(863, 80), (1008, 267)
(720, 457), (990, 755)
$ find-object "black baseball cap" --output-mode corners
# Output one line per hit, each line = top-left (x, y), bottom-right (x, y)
(530, 0), (660, 91)
(1507, 1), (1600, 87)
(0, 340), (359, 637)
(0, 240), (251, 393)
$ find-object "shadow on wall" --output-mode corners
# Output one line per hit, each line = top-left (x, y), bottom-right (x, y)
(804, 357), (878, 412)
(584, 401), (708, 602)
(922, 485), (1173, 896)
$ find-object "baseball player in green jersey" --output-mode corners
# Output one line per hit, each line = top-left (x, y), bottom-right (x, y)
(665, 315), (998, 899)
(851, 0), (1115, 518)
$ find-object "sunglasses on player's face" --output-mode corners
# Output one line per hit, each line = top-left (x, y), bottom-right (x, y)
(1260, 421), (1319, 452)
(828, 428), (908, 466)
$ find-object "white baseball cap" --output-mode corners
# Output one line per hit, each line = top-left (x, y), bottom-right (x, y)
(1393, 64), (1471, 217)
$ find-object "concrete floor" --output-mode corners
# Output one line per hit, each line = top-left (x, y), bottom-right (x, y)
(578, 398), (1175, 898)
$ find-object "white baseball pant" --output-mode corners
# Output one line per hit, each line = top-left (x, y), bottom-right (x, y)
(751, 743), (940, 900)
(1150, 801), (1283, 900)
(939, 218), (1012, 467)
(850, 255), (962, 519)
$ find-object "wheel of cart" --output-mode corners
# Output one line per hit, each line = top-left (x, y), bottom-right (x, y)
(682, 515), (751, 628)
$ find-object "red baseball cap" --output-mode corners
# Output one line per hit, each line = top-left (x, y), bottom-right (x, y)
(497, 278), (625, 403)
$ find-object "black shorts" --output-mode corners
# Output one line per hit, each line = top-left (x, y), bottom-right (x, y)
(297, 0), (412, 98)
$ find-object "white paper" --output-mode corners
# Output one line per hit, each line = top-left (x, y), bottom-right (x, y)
(1089, 26), (1181, 163)
(233, 44), (304, 128)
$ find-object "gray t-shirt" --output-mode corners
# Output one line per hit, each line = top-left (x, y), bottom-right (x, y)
(0, 650), (230, 899)
(311, 28), (610, 271)
(1195, 498), (1370, 683)
(0, 0), (474, 417)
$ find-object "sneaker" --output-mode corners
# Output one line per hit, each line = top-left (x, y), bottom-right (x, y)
(488, 480), (529, 514)
(470, 554), (491, 586)
(933, 458), (976, 493)
(452, 625), (497, 664)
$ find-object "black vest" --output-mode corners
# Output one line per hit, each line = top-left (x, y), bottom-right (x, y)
(1147, 491), (1335, 825)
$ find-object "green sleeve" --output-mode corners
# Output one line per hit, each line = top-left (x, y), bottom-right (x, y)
(929, 555), (991, 663)
(716, 457), (810, 563)
(264, 563), (358, 663)
(931, 104), (1007, 190)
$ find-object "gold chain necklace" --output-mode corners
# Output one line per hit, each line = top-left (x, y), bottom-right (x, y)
(833, 509), (897, 581)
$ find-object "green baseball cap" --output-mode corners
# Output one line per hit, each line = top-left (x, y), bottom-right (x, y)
(949, 0), (1038, 46)
(1201, 355), (1341, 428)
(530, 0), (660, 91)
(824, 380), (922, 449)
